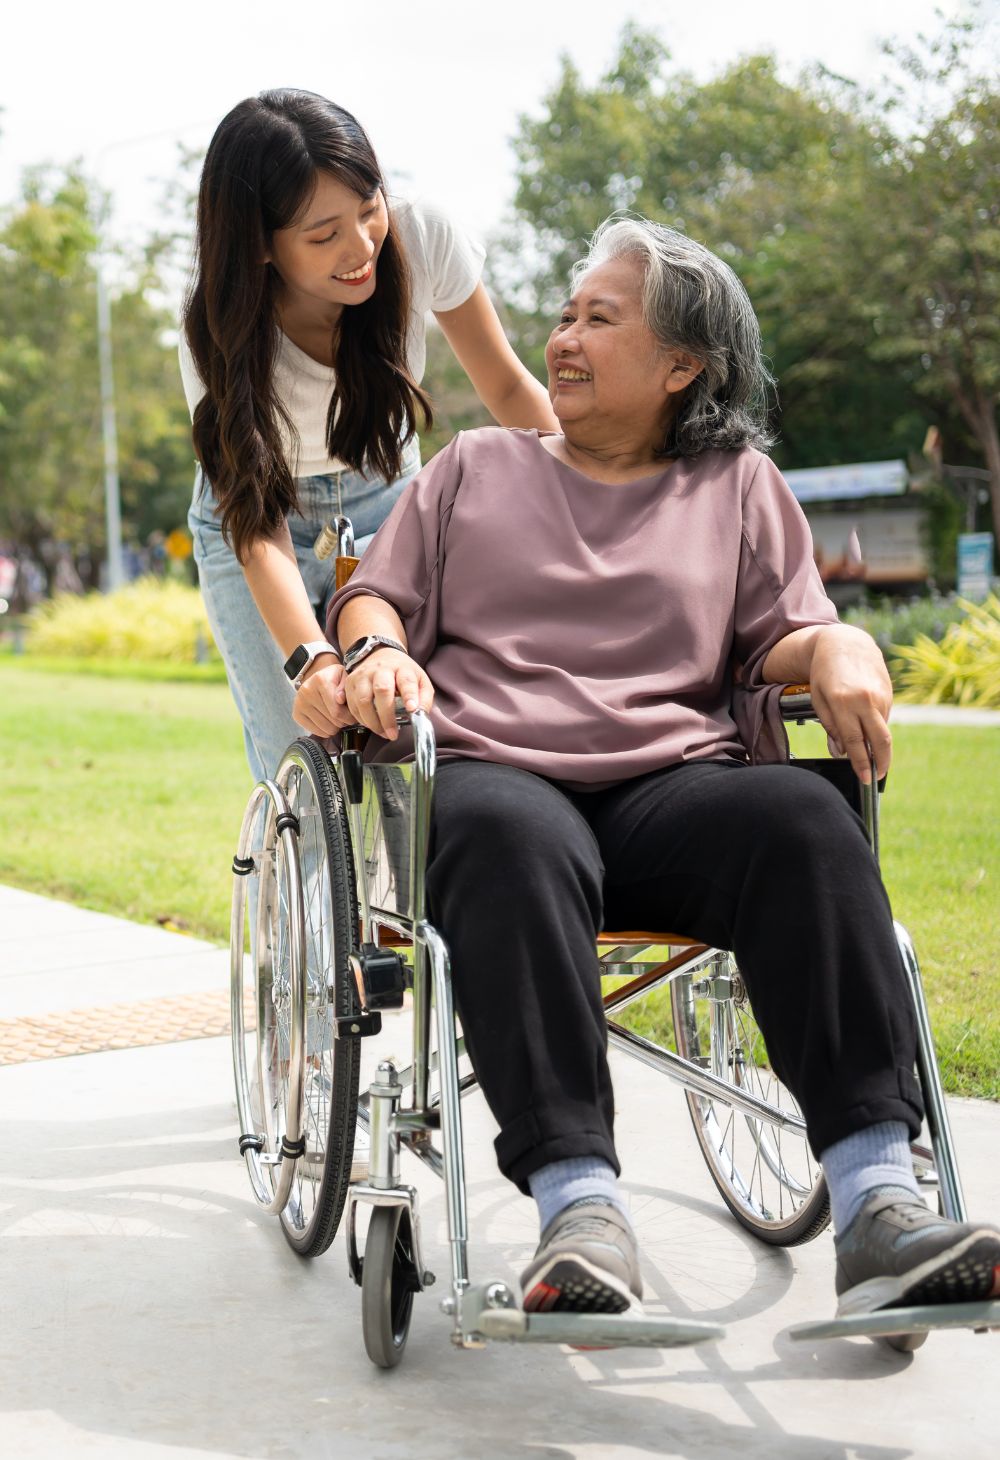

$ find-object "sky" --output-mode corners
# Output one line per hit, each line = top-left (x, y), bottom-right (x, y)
(0, 0), (991, 260)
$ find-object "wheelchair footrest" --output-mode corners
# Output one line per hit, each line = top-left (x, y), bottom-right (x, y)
(787, 1299), (1000, 1343)
(477, 1307), (723, 1349)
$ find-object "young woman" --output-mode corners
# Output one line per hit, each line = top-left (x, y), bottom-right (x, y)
(181, 88), (557, 782)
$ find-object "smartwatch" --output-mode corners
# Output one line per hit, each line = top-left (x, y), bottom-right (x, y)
(343, 635), (407, 674)
(283, 641), (341, 691)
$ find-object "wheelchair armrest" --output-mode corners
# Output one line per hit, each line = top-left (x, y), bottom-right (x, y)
(778, 683), (815, 722)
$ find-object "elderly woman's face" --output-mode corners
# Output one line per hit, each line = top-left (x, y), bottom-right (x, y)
(545, 257), (695, 445)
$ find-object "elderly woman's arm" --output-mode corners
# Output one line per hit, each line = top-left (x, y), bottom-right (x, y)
(762, 623), (892, 784)
(333, 593), (435, 741)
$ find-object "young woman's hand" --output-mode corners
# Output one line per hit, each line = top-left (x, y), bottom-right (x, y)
(342, 647), (435, 740)
(292, 658), (356, 737)
(807, 625), (893, 784)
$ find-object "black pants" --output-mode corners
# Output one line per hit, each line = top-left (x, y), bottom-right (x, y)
(425, 758), (924, 1194)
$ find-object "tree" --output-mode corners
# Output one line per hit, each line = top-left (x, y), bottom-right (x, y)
(500, 17), (998, 510)
(0, 165), (194, 590)
(856, 20), (1000, 540)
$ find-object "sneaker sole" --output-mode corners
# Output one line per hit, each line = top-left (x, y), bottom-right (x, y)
(522, 1254), (635, 1315)
(837, 1230), (1000, 1316)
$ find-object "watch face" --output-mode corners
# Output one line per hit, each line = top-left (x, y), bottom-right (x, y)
(283, 645), (310, 680)
(344, 635), (404, 673)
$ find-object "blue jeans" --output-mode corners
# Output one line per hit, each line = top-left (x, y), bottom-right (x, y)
(188, 442), (421, 782)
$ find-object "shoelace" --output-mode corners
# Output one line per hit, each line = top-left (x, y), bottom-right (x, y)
(878, 1201), (952, 1231)
(553, 1210), (627, 1242)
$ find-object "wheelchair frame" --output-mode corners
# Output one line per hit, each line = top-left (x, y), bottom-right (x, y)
(229, 511), (1000, 1365)
(229, 684), (992, 1367)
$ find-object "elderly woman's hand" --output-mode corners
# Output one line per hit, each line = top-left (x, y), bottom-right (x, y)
(342, 647), (435, 741)
(806, 625), (893, 784)
(292, 658), (357, 738)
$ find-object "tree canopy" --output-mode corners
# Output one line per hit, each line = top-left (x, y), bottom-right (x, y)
(0, 165), (193, 590)
(500, 14), (1000, 540)
(1, 12), (997, 585)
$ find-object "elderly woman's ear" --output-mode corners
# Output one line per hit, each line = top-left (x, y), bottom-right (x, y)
(664, 351), (704, 396)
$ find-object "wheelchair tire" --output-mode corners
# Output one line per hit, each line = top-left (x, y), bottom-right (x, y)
(361, 1205), (419, 1369)
(231, 778), (307, 1220)
(671, 962), (830, 1246)
(272, 738), (362, 1258)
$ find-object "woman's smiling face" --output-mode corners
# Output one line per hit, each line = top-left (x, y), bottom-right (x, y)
(266, 171), (389, 312)
(545, 256), (698, 448)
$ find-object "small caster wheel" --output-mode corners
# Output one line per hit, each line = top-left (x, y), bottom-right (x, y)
(362, 1206), (421, 1368)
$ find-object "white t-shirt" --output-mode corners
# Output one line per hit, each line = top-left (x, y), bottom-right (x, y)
(177, 197), (485, 477)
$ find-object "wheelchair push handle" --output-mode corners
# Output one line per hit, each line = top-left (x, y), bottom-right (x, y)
(343, 696), (422, 740)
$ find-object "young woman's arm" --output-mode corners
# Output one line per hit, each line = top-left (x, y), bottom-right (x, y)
(242, 523), (350, 737)
(435, 283), (559, 431)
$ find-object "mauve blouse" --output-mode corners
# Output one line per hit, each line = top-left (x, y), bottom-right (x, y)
(327, 429), (838, 789)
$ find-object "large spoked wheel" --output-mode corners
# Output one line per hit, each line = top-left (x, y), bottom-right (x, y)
(231, 778), (307, 1220)
(671, 957), (830, 1246)
(273, 739), (362, 1258)
(361, 1205), (420, 1369)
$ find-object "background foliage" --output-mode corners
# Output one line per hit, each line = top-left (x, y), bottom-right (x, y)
(0, 169), (194, 593)
(1, 10), (998, 586)
(494, 15), (1000, 534)
(891, 593), (1000, 706)
(27, 577), (220, 664)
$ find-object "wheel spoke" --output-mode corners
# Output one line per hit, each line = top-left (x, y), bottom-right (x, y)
(670, 967), (828, 1241)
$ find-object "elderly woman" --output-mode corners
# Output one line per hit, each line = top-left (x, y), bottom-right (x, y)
(324, 220), (1000, 1321)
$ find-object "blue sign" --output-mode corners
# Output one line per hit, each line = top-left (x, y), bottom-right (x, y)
(957, 533), (994, 600)
(783, 460), (908, 505)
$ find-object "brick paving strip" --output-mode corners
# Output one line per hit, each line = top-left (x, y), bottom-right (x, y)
(0, 989), (255, 1066)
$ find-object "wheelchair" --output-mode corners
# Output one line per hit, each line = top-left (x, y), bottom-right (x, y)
(229, 523), (1000, 1368)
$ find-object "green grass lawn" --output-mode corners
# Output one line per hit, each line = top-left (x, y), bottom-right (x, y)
(0, 662), (248, 941)
(1, 661), (997, 1096)
(786, 721), (1000, 1097)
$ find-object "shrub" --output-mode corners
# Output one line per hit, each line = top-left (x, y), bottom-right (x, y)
(891, 595), (1000, 708)
(843, 594), (969, 656)
(26, 578), (221, 664)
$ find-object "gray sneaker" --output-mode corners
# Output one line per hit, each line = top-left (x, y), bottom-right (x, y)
(520, 1201), (642, 1314)
(835, 1190), (1000, 1317)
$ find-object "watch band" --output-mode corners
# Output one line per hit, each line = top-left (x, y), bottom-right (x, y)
(283, 640), (341, 691)
(343, 635), (407, 674)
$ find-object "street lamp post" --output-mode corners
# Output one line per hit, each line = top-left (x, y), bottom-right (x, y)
(94, 236), (124, 591)
(90, 119), (213, 593)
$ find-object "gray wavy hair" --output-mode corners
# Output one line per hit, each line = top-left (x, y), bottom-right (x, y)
(572, 218), (776, 457)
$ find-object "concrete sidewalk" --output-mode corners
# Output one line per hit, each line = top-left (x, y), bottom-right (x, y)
(1, 882), (998, 1460)
(889, 704), (1000, 726)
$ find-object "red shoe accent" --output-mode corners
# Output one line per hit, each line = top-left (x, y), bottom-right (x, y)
(990, 1265), (1000, 1298)
(525, 1281), (560, 1312)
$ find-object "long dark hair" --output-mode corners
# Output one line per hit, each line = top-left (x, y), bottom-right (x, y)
(183, 89), (432, 562)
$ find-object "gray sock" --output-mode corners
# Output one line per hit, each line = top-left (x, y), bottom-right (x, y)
(820, 1120), (921, 1236)
(527, 1156), (631, 1232)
